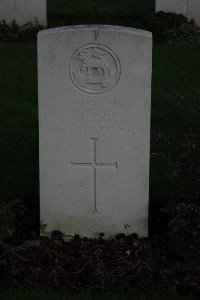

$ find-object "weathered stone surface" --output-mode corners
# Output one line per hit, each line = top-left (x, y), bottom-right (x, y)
(156, 0), (188, 15)
(38, 25), (152, 238)
(0, 0), (47, 26)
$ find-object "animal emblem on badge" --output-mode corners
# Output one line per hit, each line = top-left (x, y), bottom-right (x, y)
(70, 44), (121, 94)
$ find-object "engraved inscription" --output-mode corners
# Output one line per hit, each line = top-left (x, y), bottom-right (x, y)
(42, 99), (139, 135)
(70, 44), (121, 94)
(70, 138), (117, 211)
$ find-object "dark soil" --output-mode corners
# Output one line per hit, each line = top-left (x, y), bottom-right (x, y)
(0, 196), (200, 296)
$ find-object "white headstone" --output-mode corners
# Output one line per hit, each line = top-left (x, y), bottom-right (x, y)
(38, 25), (152, 238)
(156, 0), (200, 26)
(156, 0), (187, 15)
(188, 0), (200, 26)
(0, 0), (47, 26)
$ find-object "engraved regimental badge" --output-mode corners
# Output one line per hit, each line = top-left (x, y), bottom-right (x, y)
(70, 44), (121, 94)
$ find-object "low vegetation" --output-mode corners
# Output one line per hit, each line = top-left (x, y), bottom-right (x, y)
(0, 12), (199, 43)
(2, 289), (197, 300)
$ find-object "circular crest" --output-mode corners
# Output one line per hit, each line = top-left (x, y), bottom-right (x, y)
(69, 44), (121, 94)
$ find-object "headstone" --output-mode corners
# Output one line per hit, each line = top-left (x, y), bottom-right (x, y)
(38, 25), (152, 238)
(188, 0), (200, 26)
(0, 0), (47, 26)
(156, 0), (200, 26)
(156, 0), (188, 15)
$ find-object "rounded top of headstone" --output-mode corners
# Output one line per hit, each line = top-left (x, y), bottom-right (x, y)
(37, 25), (152, 39)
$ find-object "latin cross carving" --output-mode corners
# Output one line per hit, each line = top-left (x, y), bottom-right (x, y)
(70, 138), (117, 211)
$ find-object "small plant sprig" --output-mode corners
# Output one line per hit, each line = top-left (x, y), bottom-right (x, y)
(0, 199), (26, 236)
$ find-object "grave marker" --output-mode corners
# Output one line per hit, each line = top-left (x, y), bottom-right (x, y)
(0, 0), (47, 26)
(156, 0), (187, 15)
(156, 0), (200, 26)
(38, 25), (152, 238)
(188, 0), (200, 26)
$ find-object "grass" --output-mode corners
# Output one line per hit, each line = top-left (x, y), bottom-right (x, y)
(0, 43), (39, 227)
(47, 0), (155, 24)
(0, 41), (199, 226)
(1, 289), (198, 300)
(150, 42), (200, 209)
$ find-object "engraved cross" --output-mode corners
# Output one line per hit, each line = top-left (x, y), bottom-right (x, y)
(70, 138), (117, 211)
